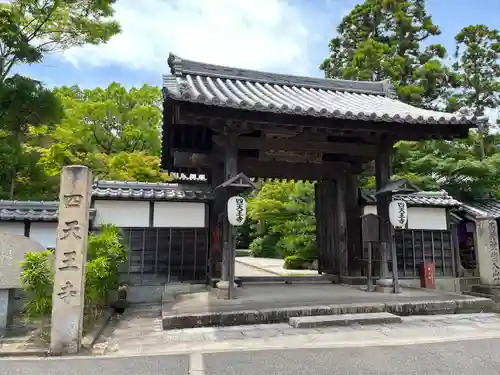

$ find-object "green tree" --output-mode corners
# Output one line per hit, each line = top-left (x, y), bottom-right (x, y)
(36, 83), (166, 188)
(320, 0), (451, 107)
(0, 75), (62, 198)
(0, 0), (120, 81)
(393, 25), (500, 199)
(450, 25), (500, 159)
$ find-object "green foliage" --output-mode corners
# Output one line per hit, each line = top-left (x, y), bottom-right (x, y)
(20, 250), (53, 321)
(283, 255), (306, 270)
(20, 224), (128, 321)
(320, 0), (449, 107)
(247, 181), (316, 260)
(249, 233), (281, 258)
(85, 224), (128, 305)
(321, 0), (500, 199)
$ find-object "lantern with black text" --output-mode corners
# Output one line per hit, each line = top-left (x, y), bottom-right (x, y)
(389, 200), (408, 229)
(227, 196), (247, 226)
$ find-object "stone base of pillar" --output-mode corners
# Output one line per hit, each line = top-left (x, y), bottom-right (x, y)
(214, 280), (238, 299)
(375, 278), (399, 293)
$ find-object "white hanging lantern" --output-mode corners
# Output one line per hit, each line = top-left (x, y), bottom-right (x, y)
(227, 196), (247, 226)
(389, 200), (408, 229)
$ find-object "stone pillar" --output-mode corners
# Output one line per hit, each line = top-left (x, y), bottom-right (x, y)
(50, 166), (92, 355)
(475, 217), (500, 286)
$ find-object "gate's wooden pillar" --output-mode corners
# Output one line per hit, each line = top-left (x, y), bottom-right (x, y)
(315, 179), (348, 280)
(209, 163), (224, 282)
(215, 131), (238, 299)
(346, 174), (362, 276)
(314, 182), (324, 274)
(336, 174), (348, 277)
(375, 136), (392, 287)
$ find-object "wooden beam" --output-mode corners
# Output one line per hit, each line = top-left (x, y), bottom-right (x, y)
(173, 150), (375, 177)
(238, 159), (349, 180)
(212, 135), (378, 156)
(173, 151), (213, 167)
(173, 101), (473, 140)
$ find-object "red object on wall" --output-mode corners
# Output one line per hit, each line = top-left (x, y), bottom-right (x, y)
(419, 261), (436, 289)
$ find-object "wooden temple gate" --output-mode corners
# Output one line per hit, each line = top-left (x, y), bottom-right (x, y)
(161, 53), (478, 297)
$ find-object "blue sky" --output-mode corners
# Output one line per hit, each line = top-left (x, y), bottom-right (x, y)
(14, 0), (500, 89)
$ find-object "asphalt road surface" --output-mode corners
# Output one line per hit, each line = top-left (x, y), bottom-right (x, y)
(1, 338), (499, 375)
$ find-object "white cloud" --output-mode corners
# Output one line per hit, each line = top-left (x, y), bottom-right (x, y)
(61, 0), (315, 76)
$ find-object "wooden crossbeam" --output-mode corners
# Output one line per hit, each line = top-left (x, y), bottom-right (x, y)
(212, 135), (378, 156)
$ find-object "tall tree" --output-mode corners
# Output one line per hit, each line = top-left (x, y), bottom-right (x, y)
(450, 25), (500, 159)
(0, 0), (120, 81)
(51, 84), (162, 156)
(0, 75), (62, 198)
(36, 83), (167, 187)
(320, 0), (451, 107)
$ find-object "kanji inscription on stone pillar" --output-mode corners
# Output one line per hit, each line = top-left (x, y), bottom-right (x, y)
(475, 216), (500, 286)
(50, 166), (92, 355)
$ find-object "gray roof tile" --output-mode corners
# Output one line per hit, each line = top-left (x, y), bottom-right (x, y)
(163, 53), (481, 125)
(0, 201), (97, 222)
(92, 180), (214, 201)
(362, 190), (461, 207)
(460, 199), (500, 218)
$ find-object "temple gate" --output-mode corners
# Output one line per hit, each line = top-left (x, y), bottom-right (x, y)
(161, 53), (479, 298)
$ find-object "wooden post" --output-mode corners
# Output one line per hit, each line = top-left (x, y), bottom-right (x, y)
(346, 173), (362, 275)
(315, 181), (338, 276)
(215, 131), (238, 299)
(375, 137), (392, 291)
(336, 174), (348, 276)
(209, 163), (224, 282)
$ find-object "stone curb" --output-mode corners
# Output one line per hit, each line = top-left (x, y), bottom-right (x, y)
(289, 312), (403, 328)
(162, 297), (495, 330)
(0, 349), (48, 358)
(82, 309), (113, 350)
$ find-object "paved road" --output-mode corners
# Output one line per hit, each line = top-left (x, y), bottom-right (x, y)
(1, 339), (499, 375)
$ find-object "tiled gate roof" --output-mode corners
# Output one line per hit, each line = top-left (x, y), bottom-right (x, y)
(163, 53), (481, 125)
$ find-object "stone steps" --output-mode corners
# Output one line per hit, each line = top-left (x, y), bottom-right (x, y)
(162, 297), (495, 330)
(289, 312), (402, 328)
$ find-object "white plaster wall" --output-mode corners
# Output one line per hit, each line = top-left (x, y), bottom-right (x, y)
(407, 207), (447, 230)
(153, 202), (206, 228)
(0, 221), (25, 236)
(29, 222), (57, 248)
(362, 205), (447, 230)
(94, 200), (150, 227)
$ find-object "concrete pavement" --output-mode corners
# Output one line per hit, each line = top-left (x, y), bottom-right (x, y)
(235, 256), (319, 276)
(99, 312), (500, 356)
(234, 259), (276, 277)
(1, 338), (499, 374)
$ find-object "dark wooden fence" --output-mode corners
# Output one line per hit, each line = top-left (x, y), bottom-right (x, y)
(119, 227), (209, 285)
(363, 229), (456, 278)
